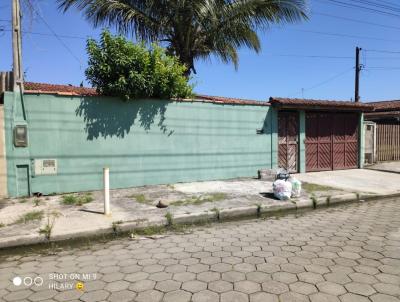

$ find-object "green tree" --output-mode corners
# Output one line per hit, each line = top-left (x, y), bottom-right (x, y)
(85, 30), (193, 99)
(58, 0), (308, 76)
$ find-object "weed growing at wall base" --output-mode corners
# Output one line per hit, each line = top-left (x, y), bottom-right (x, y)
(15, 211), (44, 224)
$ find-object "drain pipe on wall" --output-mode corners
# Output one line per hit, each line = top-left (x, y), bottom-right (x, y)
(104, 167), (111, 216)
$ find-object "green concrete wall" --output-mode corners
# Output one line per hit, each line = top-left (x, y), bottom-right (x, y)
(359, 112), (364, 168)
(4, 92), (276, 197)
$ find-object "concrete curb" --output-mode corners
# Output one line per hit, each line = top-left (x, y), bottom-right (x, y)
(1, 191), (399, 250)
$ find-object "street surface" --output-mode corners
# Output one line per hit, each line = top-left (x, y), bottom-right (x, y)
(0, 199), (399, 302)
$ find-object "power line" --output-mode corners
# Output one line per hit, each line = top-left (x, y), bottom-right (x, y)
(313, 12), (400, 31)
(290, 29), (400, 43)
(349, 0), (400, 12)
(318, 0), (400, 18)
(270, 54), (353, 59)
(364, 66), (400, 70)
(287, 67), (354, 97)
(0, 28), (88, 40)
(270, 53), (400, 60)
(24, 1), (83, 67)
(364, 49), (400, 54)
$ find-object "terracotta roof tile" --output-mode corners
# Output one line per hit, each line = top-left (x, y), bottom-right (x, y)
(269, 97), (374, 111)
(25, 82), (98, 96)
(23, 82), (269, 106)
(194, 94), (269, 106)
(368, 100), (400, 111)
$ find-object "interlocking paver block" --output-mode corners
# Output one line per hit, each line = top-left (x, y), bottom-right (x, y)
(348, 272), (377, 284)
(310, 292), (340, 302)
(340, 293), (371, 302)
(208, 280), (233, 293)
(108, 290), (136, 302)
(297, 272), (324, 284)
(155, 280), (181, 292)
(234, 280), (260, 294)
(373, 283), (400, 296)
(222, 271), (246, 282)
(370, 293), (400, 302)
(345, 282), (377, 296)
(324, 272), (351, 284)
(316, 281), (346, 296)
(163, 290), (192, 302)
(173, 272), (196, 282)
(262, 280), (289, 294)
(250, 292), (278, 302)
(221, 290), (249, 302)
(289, 281), (318, 295)
(192, 290), (219, 302)
(104, 280), (129, 292)
(197, 271), (220, 282)
(279, 291), (309, 302)
(135, 289), (163, 302)
(181, 280), (207, 293)
(272, 272), (298, 284)
(246, 271), (271, 283)
(80, 289), (110, 302)
(129, 279), (156, 292)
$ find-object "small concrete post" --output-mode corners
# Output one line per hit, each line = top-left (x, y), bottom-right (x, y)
(103, 167), (110, 215)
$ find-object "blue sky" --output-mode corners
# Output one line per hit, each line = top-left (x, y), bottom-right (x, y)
(0, 0), (399, 102)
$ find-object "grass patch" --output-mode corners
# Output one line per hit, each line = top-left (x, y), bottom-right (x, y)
(62, 193), (93, 206)
(19, 198), (28, 203)
(165, 212), (174, 226)
(302, 182), (336, 193)
(310, 195), (317, 209)
(130, 194), (151, 204)
(0, 223), (4, 228)
(15, 210), (44, 224)
(210, 207), (220, 220)
(170, 193), (227, 207)
(112, 220), (123, 235)
(38, 211), (60, 241)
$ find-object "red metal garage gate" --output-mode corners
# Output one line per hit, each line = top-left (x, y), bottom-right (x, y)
(278, 111), (299, 172)
(305, 112), (359, 172)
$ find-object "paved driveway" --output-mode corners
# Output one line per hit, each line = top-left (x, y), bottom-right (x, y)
(297, 169), (400, 195)
(367, 161), (400, 174)
(0, 199), (399, 302)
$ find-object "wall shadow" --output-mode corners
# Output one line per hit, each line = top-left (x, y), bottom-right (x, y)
(75, 97), (173, 140)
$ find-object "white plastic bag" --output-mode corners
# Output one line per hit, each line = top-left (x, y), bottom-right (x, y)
(273, 179), (292, 200)
(290, 177), (302, 198)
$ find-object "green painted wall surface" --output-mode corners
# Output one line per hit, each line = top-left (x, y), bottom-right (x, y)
(359, 112), (365, 168)
(4, 92), (276, 197)
(0, 104), (7, 197)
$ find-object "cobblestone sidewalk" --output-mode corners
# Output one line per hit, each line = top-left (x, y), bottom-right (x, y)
(0, 198), (399, 302)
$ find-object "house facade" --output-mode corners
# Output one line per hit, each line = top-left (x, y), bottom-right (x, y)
(0, 83), (372, 198)
(364, 100), (400, 163)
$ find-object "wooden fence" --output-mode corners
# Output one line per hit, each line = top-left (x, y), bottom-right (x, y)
(0, 72), (13, 96)
(377, 122), (400, 162)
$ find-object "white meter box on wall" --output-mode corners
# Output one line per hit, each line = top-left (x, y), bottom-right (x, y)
(34, 159), (57, 175)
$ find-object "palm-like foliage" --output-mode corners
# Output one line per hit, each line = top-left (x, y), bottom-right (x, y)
(58, 0), (308, 75)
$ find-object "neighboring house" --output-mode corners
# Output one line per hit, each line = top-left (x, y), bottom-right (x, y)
(0, 82), (373, 198)
(364, 100), (400, 163)
(270, 98), (372, 173)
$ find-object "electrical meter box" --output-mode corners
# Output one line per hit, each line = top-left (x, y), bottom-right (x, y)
(13, 125), (28, 147)
(34, 159), (57, 175)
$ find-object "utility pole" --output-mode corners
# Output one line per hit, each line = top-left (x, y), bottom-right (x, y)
(354, 47), (361, 103)
(12, 0), (24, 91)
